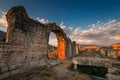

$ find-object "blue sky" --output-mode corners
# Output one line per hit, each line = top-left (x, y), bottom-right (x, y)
(0, 0), (120, 28)
(0, 0), (120, 46)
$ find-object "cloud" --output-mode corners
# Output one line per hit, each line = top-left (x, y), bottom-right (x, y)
(49, 32), (57, 46)
(0, 12), (119, 46)
(60, 22), (66, 29)
(0, 11), (7, 32)
(63, 20), (120, 46)
(49, 20), (120, 46)
(37, 18), (49, 24)
(36, 18), (120, 46)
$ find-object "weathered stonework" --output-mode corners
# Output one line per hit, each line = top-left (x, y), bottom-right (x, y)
(79, 45), (118, 59)
(80, 45), (99, 51)
(73, 57), (112, 68)
(0, 6), (78, 78)
(111, 43), (120, 57)
(100, 47), (118, 59)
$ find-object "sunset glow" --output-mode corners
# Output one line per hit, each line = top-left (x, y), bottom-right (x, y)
(81, 45), (99, 51)
(111, 43), (120, 56)
(48, 32), (66, 60)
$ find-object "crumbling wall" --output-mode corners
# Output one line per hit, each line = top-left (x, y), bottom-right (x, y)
(0, 6), (49, 78)
(0, 6), (77, 78)
(100, 47), (118, 59)
(71, 41), (77, 57)
(73, 57), (112, 68)
(108, 49), (118, 59)
(66, 38), (73, 58)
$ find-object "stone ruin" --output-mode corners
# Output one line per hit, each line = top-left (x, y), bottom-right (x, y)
(100, 47), (118, 59)
(78, 45), (119, 59)
(0, 6), (78, 78)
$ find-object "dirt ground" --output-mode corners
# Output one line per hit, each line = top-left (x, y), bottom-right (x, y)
(2, 59), (105, 80)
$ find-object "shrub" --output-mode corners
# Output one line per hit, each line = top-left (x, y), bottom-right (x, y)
(68, 64), (107, 77)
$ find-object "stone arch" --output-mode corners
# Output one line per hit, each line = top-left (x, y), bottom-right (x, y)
(55, 31), (66, 59)
(47, 23), (67, 60)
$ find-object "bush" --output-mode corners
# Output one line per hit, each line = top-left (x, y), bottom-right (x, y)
(69, 64), (107, 77)
(77, 65), (108, 77)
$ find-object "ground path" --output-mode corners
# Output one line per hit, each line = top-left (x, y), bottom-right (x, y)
(3, 59), (106, 80)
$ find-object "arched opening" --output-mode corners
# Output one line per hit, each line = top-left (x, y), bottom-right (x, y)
(48, 32), (58, 60)
(48, 31), (66, 60)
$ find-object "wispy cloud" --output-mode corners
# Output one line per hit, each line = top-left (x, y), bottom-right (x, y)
(0, 11), (7, 32)
(60, 22), (66, 29)
(63, 20), (120, 46)
(37, 18), (49, 24)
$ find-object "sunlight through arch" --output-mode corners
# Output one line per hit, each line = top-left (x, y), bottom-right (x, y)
(49, 32), (57, 47)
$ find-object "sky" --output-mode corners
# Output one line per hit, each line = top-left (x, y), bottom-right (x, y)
(0, 0), (120, 46)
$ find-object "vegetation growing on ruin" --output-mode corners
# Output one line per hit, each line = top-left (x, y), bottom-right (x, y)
(69, 64), (108, 78)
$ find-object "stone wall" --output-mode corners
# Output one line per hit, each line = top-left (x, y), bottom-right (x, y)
(80, 45), (99, 51)
(73, 57), (112, 68)
(0, 6), (77, 78)
(100, 47), (118, 59)
(111, 43), (120, 57)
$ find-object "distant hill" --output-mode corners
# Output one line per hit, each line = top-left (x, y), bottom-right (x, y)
(0, 30), (6, 42)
